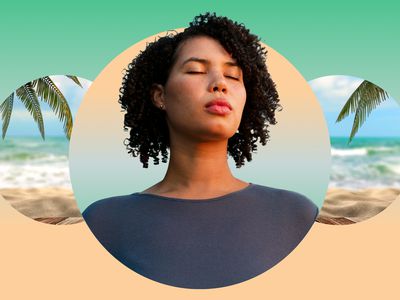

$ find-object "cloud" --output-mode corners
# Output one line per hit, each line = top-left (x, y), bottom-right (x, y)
(309, 75), (363, 112)
(48, 75), (92, 114)
(9, 75), (92, 125)
(11, 109), (59, 121)
(378, 96), (400, 109)
(309, 75), (363, 99)
(309, 75), (400, 113)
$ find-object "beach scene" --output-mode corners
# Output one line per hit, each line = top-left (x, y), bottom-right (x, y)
(310, 75), (400, 224)
(0, 75), (91, 224)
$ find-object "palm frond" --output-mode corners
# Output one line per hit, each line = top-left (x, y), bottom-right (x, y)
(66, 75), (83, 88)
(16, 82), (45, 139)
(33, 76), (73, 139)
(0, 93), (14, 139)
(336, 81), (364, 123)
(336, 80), (388, 143)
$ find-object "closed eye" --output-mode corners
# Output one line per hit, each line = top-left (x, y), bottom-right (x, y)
(186, 71), (205, 74)
(225, 75), (240, 81)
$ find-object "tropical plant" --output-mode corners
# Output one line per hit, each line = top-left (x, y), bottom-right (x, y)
(336, 80), (389, 144)
(0, 75), (82, 140)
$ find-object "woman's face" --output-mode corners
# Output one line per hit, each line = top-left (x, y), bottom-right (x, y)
(154, 35), (247, 143)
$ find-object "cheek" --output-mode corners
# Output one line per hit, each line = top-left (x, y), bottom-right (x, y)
(165, 80), (203, 112)
(166, 75), (194, 98)
(235, 87), (247, 124)
(236, 85), (247, 110)
(164, 80), (200, 125)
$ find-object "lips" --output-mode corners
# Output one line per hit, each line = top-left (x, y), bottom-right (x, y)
(205, 99), (232, 116)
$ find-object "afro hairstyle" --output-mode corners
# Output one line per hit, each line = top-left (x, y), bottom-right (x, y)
(119, 12), (280, 168)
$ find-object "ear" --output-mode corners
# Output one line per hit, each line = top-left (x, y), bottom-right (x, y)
(151, 84), (166, 110)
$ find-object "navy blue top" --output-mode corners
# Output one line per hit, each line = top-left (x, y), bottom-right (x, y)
(83, 183), (318, 289)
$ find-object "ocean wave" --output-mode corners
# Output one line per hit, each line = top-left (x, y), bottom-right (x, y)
(0, 152), (47, 161)
(330, 161), (400, 188)
(331, 146), (400, 157)
(367, 146), (400, 155)
(329, 180), (400, 189)
(0, 162), (72, 188)
(370, 163), (399, 176)
(331, 148), (367, 157)
(389, 164), (400, 175)
(0, 137), (71, 188)
(0, 152), (67, 163)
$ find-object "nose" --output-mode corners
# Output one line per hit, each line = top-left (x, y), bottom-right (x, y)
(209, 71), (227, 93)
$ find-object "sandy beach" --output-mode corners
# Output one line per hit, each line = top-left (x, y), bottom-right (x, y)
(0, 187), (83, 225)
(317, 187), (400, 224)
(2, 186), (399, 226)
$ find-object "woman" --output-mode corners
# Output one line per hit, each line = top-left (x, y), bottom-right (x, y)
(83, 13), (318, 289)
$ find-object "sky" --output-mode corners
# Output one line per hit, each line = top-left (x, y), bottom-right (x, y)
(309, 75), (400, 137)
(1, 75), (91, 137)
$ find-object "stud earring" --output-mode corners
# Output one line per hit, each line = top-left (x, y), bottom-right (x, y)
(159, 103), (164, 110)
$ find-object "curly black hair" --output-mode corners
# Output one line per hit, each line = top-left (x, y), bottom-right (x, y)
(119, 12), (280, 168)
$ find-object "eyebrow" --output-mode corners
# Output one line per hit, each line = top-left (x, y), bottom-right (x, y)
(181, 57), (239, 68)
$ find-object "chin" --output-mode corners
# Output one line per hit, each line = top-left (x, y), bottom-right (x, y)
(177, 121), (238, 142)
(203, 128), (236, 141)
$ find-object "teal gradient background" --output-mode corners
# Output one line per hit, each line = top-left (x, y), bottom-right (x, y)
(0, 0), (399, 101)
(1, 2), (400, 299)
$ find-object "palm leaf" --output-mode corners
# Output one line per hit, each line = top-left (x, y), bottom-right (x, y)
(336, 80), (388, 143)
(66, 75), (83, 88)
(33, 76), (73, 139)
(16, 82), (45, 139)
(336, 82), (363, 123)
(0, 93), (14, 139)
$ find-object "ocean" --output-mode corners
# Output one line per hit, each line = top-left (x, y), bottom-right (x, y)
(0, 136), (71, 188)
(331, 137), (400, 188)
(1, 136), (399, 190)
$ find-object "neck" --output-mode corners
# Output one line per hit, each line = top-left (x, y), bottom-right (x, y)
(166, 139), (233, 186)
(145, 133), (248, 198)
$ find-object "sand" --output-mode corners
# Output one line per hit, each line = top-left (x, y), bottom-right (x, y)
(0, 187), (83, 225)
(317, 187), (400, 224)
(3, 186), (399, 226)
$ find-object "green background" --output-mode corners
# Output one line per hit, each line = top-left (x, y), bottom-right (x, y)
(0, 0), (399, 101)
